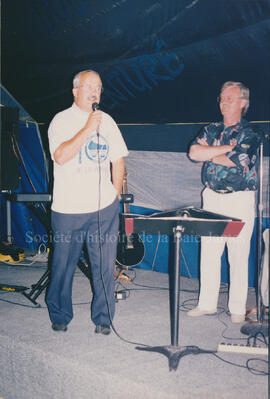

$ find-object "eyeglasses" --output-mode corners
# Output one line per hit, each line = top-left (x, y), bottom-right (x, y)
(217, 96), (242, 104)
(77, 84), (103, 93)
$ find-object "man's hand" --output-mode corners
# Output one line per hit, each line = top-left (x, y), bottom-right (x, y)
(53, 110), (102, 165)
(230, 138), (237, 147)
(197, 138), (208, 146)
(85, 110), (102, 132)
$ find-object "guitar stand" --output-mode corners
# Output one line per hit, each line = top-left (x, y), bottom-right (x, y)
(136, 226), (214, 371)
(22, 257), (92, 307)
(22, 269), (50, 307)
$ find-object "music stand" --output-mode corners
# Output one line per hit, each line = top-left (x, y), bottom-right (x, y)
(124, 207), (244, 371)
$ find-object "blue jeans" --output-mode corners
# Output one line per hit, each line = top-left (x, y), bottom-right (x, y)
(46, 198), (119, 326)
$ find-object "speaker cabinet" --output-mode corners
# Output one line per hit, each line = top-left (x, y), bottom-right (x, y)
(0, 106), (20, 191)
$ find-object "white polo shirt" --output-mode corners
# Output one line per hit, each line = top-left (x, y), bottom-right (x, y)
(48, 103), (128, 213)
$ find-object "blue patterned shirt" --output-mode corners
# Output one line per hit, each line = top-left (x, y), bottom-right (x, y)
(191, 118), (261, 193)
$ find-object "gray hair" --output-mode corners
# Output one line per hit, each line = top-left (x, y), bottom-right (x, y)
(220, 81), (250, 115)
(73, 70), (101, 88)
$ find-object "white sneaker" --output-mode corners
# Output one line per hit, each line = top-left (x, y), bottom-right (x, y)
(231, 314), (245, 323)
(187, 307), (217, 317)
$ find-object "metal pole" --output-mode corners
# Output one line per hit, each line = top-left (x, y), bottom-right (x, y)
(6, 199), (12, 243)
(171, 225), (183, 347)
(256, 142), (264, 324)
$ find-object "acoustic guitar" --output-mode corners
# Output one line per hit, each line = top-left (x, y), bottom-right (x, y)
(116, 172), (145, 268)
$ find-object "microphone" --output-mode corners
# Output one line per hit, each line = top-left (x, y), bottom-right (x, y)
(92, 102), (100, 111)
(92, 102), (101, 135)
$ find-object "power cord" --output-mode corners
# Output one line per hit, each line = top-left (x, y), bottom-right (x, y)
(215, 311), (268, 375)
(151, 234), (160, 271)
(179, 296), (268, 375)
(94, 119), (149, 347)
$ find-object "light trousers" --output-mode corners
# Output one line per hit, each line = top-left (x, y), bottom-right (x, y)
(261, 228), (269, 307)
(198, 188), (256, 315)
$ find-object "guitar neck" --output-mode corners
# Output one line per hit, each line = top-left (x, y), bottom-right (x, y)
(122, 172), (130, 214)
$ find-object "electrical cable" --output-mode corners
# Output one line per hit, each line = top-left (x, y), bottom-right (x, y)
(151, 234), (160, 271)
(169, 322), (268, 376)
(246, 358), (268, 376)
(0, 297), (41, 309)
(0, 263), (48, 271)
(178, 301), (268, 374)
(94, 122), (150, 348)
(219, 310), (268, 345)
(214, 308), (268, 375)
(20, 118), (45, 126)
(211, 352), (251, 371)
(180, 247), (193, 279)
(129, 280), (169, 291)
(114, 277), (200, 297)
(218, 309), (249, 342)
(247, 331), (268, 347)
(211, 352), (268, 376)
(95, 124), (113, 324)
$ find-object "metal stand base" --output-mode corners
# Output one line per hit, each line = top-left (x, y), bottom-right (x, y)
(136, 345), (211, 371)
(241, 321), (268, 337)
(134, 226), (216, 371)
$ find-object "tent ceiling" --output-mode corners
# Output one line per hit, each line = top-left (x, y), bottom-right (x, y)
(2, 0), (270, 124)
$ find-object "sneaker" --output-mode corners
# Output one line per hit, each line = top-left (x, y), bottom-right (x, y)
(231, 314), (245, 323)
(187, 307), (217, 317)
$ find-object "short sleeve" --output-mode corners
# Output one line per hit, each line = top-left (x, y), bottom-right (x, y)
(102, 113), (129, 162)
(226, 131), (261, 171)
(48, 113), (67, 160)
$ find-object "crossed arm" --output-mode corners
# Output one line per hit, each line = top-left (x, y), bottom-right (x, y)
(189, 138), (236, 167)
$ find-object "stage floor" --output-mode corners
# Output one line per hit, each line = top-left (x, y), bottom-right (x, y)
(0, 260), (268, 399)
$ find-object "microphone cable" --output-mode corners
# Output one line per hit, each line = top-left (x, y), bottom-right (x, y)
(93, 104), (150, 348)
(94, 103), (120, 336)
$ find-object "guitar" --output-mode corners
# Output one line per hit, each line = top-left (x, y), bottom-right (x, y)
(116, 172), (145, 268)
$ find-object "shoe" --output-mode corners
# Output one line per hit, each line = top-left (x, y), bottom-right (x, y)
(187, 307), (217, 317)
(52, 323), (67, 332)
(95, 325), (111, 335)
(231, 314), (245, 323)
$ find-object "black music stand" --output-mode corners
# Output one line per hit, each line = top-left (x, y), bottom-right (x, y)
(125, 207), (245, 371)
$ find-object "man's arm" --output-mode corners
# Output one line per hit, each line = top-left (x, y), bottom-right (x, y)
(111, 157), (125, 198)
(189, 138), (236, 166)
(211, 154), (236, 167)
(53, 110), (102, 165)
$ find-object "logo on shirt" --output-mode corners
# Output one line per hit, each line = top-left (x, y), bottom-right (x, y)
(79, 133), (109, 163)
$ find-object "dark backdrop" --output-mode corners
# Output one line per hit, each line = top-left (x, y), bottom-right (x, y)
(2, 0), (270, 126)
